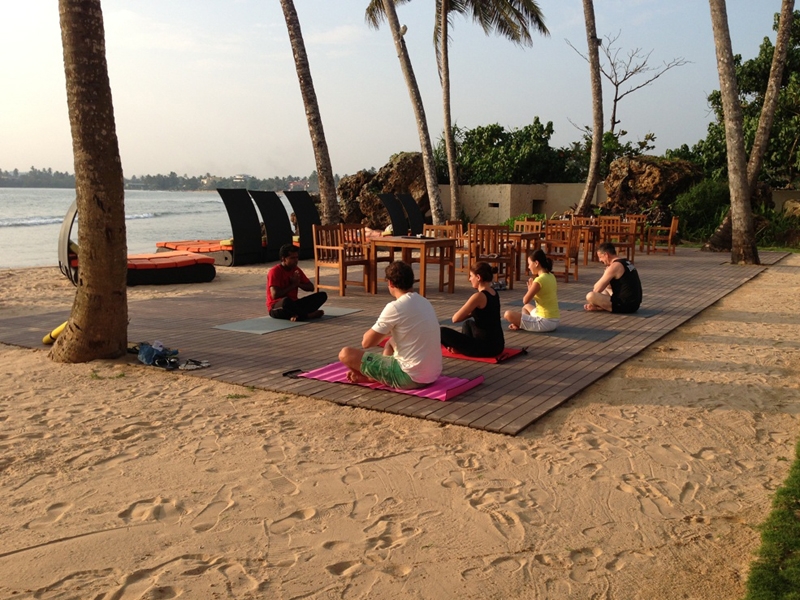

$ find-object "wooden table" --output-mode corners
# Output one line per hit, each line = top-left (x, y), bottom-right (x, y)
(508, 231), (543, 280)
(369, 236), (456, 296)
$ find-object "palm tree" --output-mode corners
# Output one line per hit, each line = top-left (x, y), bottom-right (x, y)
(434, 0), (548, 220)
(51, 0), (128, 363)
(366, 0), (446, 224)
(279, 0), (340, 224)
(575, 0), (603, 216)
(368, 1), (547, 221)
(704, 1), (794, 253)
(708, 0), (760, 264)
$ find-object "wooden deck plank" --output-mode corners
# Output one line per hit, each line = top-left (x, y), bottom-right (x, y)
(0, 248), (783, 435)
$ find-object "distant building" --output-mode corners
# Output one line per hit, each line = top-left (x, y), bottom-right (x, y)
(288, 179), (309, 191)
(232, 174), (252, 184)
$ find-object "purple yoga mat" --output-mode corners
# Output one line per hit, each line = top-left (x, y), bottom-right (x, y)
(298, 362), (483, 401)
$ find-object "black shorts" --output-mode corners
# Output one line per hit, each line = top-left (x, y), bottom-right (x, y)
(611, 296), (640, 314)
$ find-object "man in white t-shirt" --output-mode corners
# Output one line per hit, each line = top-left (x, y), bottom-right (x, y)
(339, 261), (442, 389)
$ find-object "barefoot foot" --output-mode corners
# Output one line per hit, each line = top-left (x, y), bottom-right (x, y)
(346, 370), (370, 384)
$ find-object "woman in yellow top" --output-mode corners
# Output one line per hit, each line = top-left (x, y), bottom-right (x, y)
(503, 249), (560, 332)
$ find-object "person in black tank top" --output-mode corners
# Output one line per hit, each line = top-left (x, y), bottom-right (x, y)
(440, 262), (505, 357)
(584, 242), (642, 313)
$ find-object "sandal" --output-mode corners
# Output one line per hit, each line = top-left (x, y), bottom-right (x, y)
(154, 356), (180, 370)
(178, 359), (210, 371)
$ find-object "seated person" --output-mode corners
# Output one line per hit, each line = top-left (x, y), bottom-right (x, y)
(440, 262), (505, 357)
(584, 242), (642, 313)
(503, 249), (560, 332)
(339, 261), (442, 389)
(267, 243), (327, 321)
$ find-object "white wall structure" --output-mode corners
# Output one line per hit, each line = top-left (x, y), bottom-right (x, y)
(439, 183), (607, 223)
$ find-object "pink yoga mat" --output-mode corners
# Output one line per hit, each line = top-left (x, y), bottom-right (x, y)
(298, 362), (483, 401)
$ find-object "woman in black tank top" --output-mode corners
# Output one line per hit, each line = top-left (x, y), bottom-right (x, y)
(440, 262), (505, 357)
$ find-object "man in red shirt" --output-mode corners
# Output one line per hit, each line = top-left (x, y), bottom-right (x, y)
(267, 244), (327, 321)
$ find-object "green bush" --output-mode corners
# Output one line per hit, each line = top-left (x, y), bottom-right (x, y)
(754, 205), (800, 248)
(744, 440), (800, 600)
(671, 179), (730, 242)
(501, 213), (546, 229)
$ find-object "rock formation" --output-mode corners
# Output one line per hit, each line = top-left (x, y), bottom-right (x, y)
(603, 156), (702, 225)
(337, 152), (428, 229)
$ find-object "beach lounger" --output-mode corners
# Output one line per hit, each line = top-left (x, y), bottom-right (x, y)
(57, 200), (216, 286)
(283, 190), (321, 260)
(248, 190), (294, 262)
(396, 193), (426, 236)
(377, 193), (410, 236)
(156, 188), (266, 266)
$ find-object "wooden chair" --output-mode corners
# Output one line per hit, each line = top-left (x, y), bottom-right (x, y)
(468, 224), (515, 289)
(572, 216), (599, 265)
(312, 224), (370, 296)
(598, 215), (621, 226)
(447, 219), (471, 271)
(646, 216), (679, 255)
(513, 220), (543, 233)
(601, 219), (637, 262)
(511, 220), (543, 279)
(543, 221), (580, 283)
(625, 214), (648, 252)
(421, 224), (458, 292)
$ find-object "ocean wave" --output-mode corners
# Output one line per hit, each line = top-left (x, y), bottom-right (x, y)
(0, 216), (64, 227)
(0, 209), (222, 228)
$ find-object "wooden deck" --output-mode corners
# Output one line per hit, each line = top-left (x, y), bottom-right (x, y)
(0, 248), (786, 435)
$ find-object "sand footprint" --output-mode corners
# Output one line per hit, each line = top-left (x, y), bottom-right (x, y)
(269, 508), (316, 535)
(26, 502), (71, 530)
(342, 466), (363, 485)
(350, 494), (378, 520)
(679, 481), (701, 504)
(219, 561), (259, 595)
(441, 470), (465, 488)
(262, 442), (287, 464)
(191, 486), (234, 533)
(617, 473), (683, 520)
(118, 496), (183, 524)
(326, 561), (362, 577)
(261, 464), (299, 496)
(568, 547), (603, 583)
(194, 434), (220, 463)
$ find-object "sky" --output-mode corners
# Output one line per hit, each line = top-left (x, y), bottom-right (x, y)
(0, 1), (783, 180)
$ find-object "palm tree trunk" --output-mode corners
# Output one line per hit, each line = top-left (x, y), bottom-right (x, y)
(576, 0), (603, 216)
(51, 0), (128, 363)
(440, 1), (462, 221)
(708, 0), (759, 264)
(704, 1), (793, 254)
(747, 0), (794, 193)
(280, 0), (340, 225)
(381, 0), (446, 225)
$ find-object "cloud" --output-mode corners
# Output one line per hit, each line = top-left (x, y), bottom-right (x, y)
(306, 24), (366, 47)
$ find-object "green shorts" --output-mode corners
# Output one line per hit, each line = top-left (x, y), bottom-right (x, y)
(360, 352), (425, 390)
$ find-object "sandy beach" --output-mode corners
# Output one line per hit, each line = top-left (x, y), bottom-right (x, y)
(1, 255), (799, 599)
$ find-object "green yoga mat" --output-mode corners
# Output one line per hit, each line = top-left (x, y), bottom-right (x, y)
(214, 306), (362, 334)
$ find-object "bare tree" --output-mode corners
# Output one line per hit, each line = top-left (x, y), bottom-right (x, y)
(366, 0), (445, 224)
(575, 0), (603, 216)
(51, 0), (128, 363)
(567, 31), (689, 135)
(708, 0), (759, 264)
(280, 0), (340, 224)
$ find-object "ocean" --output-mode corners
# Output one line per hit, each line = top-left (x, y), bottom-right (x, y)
(0, 188), (293, 269)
